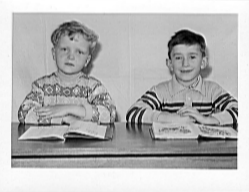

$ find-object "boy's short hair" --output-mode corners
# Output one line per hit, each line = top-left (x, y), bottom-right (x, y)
(168, 29), (206, 59)
(51, 20), (98, 54)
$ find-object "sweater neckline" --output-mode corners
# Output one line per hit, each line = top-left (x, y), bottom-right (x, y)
(55, 71), (84, 86)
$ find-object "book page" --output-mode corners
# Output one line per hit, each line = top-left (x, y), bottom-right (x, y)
(152, 122), (199, 139)
(66, 121), (107, 139)
(197, 124), (238, 139)
(18, 125), (69, 141)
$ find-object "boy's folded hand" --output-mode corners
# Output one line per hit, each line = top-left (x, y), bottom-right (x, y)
(157, 113), (195, 124)
(177, 106), (199, 116)
(62, 115), (79, 125)
(177, 106), (220, 125)
(34, 105), (69, 119)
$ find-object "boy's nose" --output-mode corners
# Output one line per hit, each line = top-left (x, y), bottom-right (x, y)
(182, 58), (189, 67)
(68, 52), (75, 60)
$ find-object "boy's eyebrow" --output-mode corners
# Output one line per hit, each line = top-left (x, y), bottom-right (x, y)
(172, 53), (182, 57)
(188, 52), (199, 55)
(172, 52), (199, 56)
(57, 43), (89, 50)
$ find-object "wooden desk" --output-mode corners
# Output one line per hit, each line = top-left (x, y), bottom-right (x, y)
(11, 122), (237, 168)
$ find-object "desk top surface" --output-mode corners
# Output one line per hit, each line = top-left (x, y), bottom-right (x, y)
(11, 122), (237, 157)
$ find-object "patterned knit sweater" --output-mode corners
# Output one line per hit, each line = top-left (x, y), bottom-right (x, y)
(18, 72), (116, 124)
(126, 75), (238, 128)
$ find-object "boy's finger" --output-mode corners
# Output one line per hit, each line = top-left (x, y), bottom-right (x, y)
(36, 111), (47, 116)
(178, 108), (189, 114)
(36, 110), (52, 117)
(34, 108), (44, 112)
(33, 107), (41, 111)
(37, 107), (52, 113)
(182, 111), (195, 118)
(177, 108), (184, 114)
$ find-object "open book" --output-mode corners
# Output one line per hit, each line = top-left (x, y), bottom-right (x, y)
(150, 122), (237, 140)
(18, 121), (113, 142)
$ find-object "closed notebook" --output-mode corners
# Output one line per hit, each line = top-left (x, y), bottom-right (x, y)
(18, 121), (113, 141)
(150, 122), (237, 140)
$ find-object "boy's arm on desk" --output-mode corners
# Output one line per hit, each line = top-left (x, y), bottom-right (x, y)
(18, 82), (44, 124)
(87, 79), (117, 123)
(209, 86), (238, 128)
(126, 85), (164, 123)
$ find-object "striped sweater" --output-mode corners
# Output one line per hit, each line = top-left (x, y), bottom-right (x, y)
(18, 72), (116, 124)
(126, 75), (238, 128)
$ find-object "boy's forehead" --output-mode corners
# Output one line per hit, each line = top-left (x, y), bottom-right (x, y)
(171, 44), (201, 54)
(61, 33), (84, 41)
(68, 33), (83, 42)
(58, 33), (90, 46)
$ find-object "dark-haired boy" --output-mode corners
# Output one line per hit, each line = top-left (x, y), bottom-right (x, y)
(126, 29), (238, 129)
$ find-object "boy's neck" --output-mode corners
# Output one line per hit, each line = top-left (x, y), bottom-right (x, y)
(57, 71), (82, 84)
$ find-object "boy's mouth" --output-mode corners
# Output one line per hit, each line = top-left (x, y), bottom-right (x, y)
(180, 69), (193, 73)
(65, 62), (74, 66)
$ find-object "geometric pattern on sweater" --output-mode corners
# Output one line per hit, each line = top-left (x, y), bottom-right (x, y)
(18, 72), (117, 124)
(43, 83), (88, 98)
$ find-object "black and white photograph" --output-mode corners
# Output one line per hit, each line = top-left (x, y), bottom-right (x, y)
(1, 0), (249, 191)
(12, 13), (238, 167)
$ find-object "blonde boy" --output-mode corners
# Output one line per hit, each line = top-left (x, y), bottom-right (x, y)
(18, 20), (116, 124)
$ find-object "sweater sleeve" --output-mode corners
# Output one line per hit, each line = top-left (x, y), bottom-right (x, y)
(87, 79), (116, 123)
(18, 81), (49, 124)
(126, 86), (163, 123)
(210, 84), (238, 128)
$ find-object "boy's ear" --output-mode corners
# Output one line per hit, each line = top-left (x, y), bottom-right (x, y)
(166, 58), (173, 71)
(52, 48), (55, 60)
(85, 55), (91, 67)
(90, 41), (97, 53)
(201, 56), (208, 69)
(91, 41), (97, 48)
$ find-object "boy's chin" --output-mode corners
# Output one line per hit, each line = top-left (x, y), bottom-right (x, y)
(176, 76), (198, 84)
(59, 70), (82, 75)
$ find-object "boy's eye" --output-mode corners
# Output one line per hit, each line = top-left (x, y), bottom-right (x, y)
(77, 50), (84, 55)
(190, 55), (196, 59)
(60, 47), (67, 52)
(175, 56), (182, 60)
